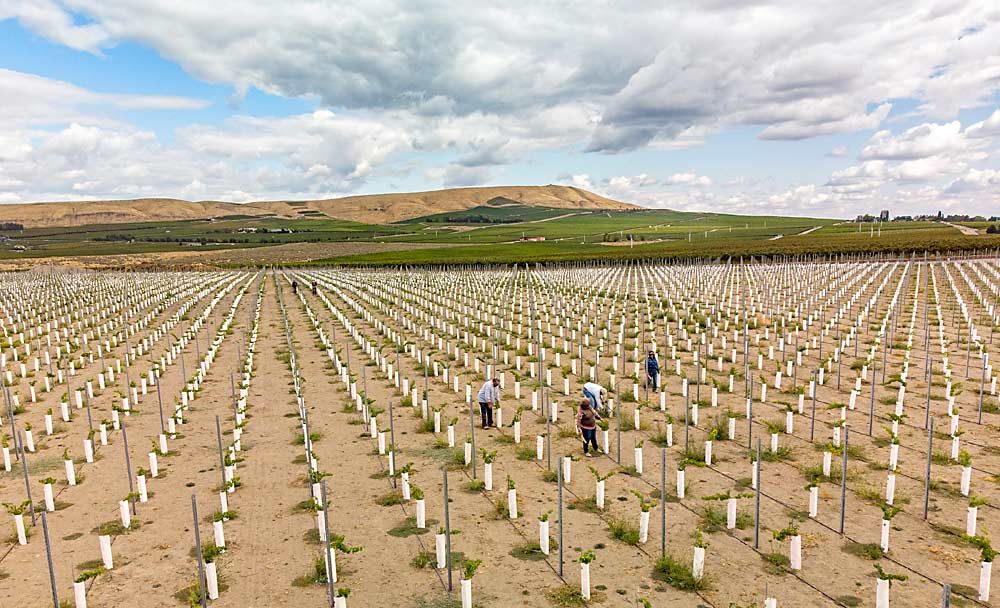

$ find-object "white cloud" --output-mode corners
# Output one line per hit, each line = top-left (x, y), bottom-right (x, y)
(2, 1), (1000, 218)
(827, 145), (849, 157)
(965, 108), (1000, 139)
(4, 0), (997, 151)
(757, 103), (892, 141)
(889, 155), (968, 182)
(945, 168), (1000, 193)
(860, 121), (971, 160)
(570, 174), (595, 190)
(0, 68), (209, 129)
(606, 174), (658, 189)
(828, 161), (888, 184)
(0, 0), (109, 52)
(662, 172), (712, 187)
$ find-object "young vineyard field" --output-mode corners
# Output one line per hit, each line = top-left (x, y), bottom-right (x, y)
(1, 258), (999, 608)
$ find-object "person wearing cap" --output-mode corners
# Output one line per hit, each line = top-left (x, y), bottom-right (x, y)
(582, 381), (607, 412)
(645, 350), (660, 391)
(476, 377), (501, 429)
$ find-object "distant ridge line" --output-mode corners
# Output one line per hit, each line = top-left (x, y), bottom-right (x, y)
(0, 185), (637, 228)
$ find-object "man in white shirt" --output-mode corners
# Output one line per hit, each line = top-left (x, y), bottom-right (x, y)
(582, 381), (607, 412)
(477, 378), (501, 429)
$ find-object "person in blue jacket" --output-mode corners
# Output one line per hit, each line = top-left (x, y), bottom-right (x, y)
(645, 350), (660, 391)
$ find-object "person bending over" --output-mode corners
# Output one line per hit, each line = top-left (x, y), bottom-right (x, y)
(476, 377), (500, 429)
(582, 381), (607, 413)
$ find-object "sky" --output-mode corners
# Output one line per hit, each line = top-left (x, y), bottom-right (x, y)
(0, 1), (998, 219)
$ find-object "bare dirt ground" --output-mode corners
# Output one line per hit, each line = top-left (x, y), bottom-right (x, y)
(944, 222), (981, 236)
(599, 239), (675, 246)
(0, 242), (463, 271)
(3, 259), (1000, 608)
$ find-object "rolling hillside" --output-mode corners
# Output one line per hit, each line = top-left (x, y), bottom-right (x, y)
(248, 185), (633, 223)
(0, 185), (635, 228)
(0, 198), (274, 228)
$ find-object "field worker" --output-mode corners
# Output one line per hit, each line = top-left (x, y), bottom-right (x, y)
(646, 350), (660, 391)
(575, 398), (602, 456)
(477, 377), (501, 429)
(582, 381), (607, 412)
(292, 281), (298, 293)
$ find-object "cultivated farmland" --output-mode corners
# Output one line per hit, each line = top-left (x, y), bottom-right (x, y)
(2, 257), (999, 607)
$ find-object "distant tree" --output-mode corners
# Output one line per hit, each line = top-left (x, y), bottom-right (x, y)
(987, 224), (999, 234)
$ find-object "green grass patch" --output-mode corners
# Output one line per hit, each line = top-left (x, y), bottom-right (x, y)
(388, 517), (438, 537)
(545, 585), (605, 607)
(607, 517), (640, 545)
(375, 491), (405, 506)
(568, 496), (602, 514)
(510, 540), (557, 561)
(841, 541), (882, 560)
(652, 554), (709, 591)
(91, 519), (141, 536)
(761, 552), (790, 575)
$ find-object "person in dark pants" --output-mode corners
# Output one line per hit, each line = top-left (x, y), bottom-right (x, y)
(645, 350), (660, 391)
(478, 400), (493, 428)
(575, 399), (601, 456)
(476, 377), (500, 429)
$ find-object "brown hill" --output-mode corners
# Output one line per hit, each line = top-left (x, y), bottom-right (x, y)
(247, 185), (635, 223)
(0, 185), (635, 228)
(0, 198), (272, 228)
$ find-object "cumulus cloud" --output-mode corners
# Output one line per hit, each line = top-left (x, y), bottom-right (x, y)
(606, 174), (658, 189)
(4, 0), (998, 150)
(569, 174), (595, 190)
(0, 0), (109, 52)
(945, 168), (1000, 193)
(2, 1), (1000, 216)
(662, 172), (712, 187)
(860, 122), (969, 160)
(0, 67), (596, 201)
(583, 106), (1000, 218)
(965, 109), (1000, 139)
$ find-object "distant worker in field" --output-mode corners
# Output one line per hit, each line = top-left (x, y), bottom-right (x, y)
(292, 280), (298, 293)
(582, 381), (608, 413)
(477, 377), (501, 429)
(311, 281), (318, 295)
(575, 398), (602, 456)
(645, 350), (660, 391)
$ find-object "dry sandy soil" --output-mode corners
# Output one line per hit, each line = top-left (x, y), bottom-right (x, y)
(3, 259), (1000, 608)
(0, 242), (464, 271)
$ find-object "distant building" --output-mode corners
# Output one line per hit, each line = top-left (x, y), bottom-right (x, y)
(879, 210), (890, 221)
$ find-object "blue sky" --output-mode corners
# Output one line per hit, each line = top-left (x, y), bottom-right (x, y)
(1, 1), (998, 218)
